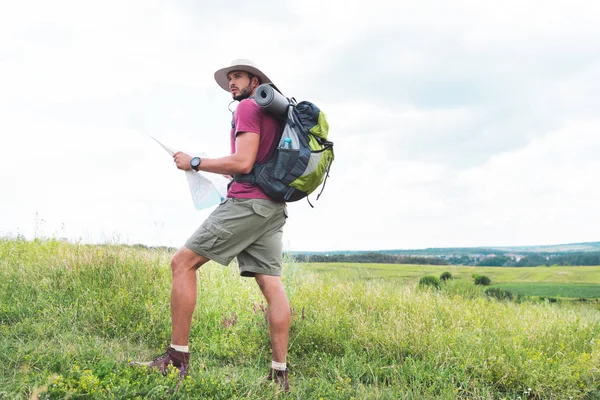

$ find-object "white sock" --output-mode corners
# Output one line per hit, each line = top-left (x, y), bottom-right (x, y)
(170, 344), (189, 353)
(271, 361), (287, 371)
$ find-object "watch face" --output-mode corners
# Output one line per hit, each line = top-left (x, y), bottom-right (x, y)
(191, 157), (200, 168)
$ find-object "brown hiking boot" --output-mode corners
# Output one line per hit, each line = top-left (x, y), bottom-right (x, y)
(130, 347), (190, 376)
(267, 368), (290, 392)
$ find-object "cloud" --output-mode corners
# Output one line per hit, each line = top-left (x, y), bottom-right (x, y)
(1, 0), (599, 251)
(451, 118), (600, 245)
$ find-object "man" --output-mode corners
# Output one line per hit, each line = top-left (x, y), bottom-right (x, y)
(133, 59), (291, 391)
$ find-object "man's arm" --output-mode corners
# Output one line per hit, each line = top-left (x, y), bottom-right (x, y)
(173, 131), (259, 175)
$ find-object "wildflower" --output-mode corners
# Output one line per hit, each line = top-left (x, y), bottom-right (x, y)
(221, 312), (237, 328)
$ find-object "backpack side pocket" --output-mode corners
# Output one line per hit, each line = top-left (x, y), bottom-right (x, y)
(273, 148), (300, 180)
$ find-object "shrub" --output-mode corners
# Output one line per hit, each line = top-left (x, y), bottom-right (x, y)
(440, 272), (453, 282)
(474, 275), (491, 286)
(484, 287), (512, 301)
(419, 275), (441, 290)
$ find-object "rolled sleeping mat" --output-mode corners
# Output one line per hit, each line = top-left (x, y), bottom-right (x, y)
(255, 84), (289, 117)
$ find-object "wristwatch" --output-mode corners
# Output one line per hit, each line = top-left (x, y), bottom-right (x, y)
(190, 157), (201, 171)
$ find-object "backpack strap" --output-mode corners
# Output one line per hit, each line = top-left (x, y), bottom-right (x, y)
(233, 171), (256, 184)
(230, 100), (259, 185)
(231, 100), (286, 186)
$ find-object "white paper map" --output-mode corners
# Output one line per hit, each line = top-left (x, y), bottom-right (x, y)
(149, 135), (230, 210)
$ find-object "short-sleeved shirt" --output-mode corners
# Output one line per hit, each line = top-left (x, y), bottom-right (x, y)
(228, 98), (281, 200)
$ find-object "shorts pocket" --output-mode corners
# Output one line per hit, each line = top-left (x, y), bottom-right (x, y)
(252, 202), (274, 218)
(203, 220), (233, 240)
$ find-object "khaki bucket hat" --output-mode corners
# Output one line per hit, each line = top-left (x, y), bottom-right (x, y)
(214, 59), (275, 92)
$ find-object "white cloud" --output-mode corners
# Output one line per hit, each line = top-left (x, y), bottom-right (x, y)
(452, 119), (600, 245)
(1, 0), (599, 251)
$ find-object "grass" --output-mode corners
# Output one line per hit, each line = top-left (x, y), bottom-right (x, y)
(1, 238), (600, 399)
(301, 262), (600, 284)
(491, 283), (600, 300)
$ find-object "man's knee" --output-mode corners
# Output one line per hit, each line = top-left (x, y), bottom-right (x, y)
(171, 246), (209, 273)
(170, 255), (185, 274)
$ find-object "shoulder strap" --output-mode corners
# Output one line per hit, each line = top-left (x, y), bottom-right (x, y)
(231, 98), (287, 185)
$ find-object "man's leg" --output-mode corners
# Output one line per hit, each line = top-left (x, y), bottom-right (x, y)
(255, 274), (291, 362)
(170, 246), (210, 346)
(131, 246), (209, 373)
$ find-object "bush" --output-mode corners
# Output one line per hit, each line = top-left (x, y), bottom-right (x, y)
(440, 272), (453, 282)
(484, 287), (513, 301)
(419, 275), (441, 290)
(474, 275), (491, 286)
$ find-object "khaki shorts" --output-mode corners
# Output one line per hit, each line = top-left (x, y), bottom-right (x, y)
(185, 198), (287, 277)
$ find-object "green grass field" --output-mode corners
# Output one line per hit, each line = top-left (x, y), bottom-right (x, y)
(1, 239), (600, 399)
(301, 262), (600, 300)
(490, 283), (600, 299)
(300, 262), (600, 285)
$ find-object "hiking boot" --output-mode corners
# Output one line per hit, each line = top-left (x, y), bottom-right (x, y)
(130, 347), (190, 376)
(267, 368), (290, 392)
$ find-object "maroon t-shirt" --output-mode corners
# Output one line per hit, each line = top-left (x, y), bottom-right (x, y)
(228, 98), (281, 200)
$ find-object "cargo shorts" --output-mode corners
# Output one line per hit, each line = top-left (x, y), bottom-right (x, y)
(185, 198), (288, 277)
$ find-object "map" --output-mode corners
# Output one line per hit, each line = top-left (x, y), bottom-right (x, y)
(150, 135), (230, 210)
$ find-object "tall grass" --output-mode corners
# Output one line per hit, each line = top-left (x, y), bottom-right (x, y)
(1, 238), (599, 399)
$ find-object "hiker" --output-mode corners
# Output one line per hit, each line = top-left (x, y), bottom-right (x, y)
(132, 59), (291, 391)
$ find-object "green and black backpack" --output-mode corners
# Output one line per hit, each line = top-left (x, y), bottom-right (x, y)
(233, 90), (334, 206)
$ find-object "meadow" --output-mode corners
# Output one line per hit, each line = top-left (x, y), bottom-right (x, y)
(1, 238), (599, 399)
(491, 283), (600, 300)
(301, 262), (600, 285)
(303, 262), (600, 300)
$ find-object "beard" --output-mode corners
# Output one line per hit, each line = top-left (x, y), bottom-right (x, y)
(232, 84), (254, 101)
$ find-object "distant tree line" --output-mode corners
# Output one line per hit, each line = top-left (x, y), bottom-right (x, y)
(294, 252), (447, 265)
(514, 252), (600, 267)
(296, 251), (600, 266)
(132, 243), (178, 252)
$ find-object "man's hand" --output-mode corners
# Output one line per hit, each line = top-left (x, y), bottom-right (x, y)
(173, 152), (193, 171)
(171, 132), (259, 175)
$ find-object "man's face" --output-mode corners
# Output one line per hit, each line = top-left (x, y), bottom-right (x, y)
(227, 70), (256, 101)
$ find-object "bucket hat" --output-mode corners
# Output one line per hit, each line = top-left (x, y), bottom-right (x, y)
(214, 59), (275, 92)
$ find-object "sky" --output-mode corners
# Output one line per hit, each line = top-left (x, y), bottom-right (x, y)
(1, 0), (599, 252)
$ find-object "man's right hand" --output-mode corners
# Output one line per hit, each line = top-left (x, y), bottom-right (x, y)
(173, 152), (193, 171)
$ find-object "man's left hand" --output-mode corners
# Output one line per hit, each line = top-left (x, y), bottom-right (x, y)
(173, 152), (193, 171)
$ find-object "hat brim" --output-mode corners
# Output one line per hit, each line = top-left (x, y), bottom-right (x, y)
(214, 65), (273, 92)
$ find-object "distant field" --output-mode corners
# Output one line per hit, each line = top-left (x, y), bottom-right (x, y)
(299, 262), (600, 299)
(491, 283), (600, 299)
(299, 262), (600, 284)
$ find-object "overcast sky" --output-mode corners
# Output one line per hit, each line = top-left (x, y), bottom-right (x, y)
(1, 0), (599, 252)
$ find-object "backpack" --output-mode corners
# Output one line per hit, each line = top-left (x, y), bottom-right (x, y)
(233, 87), (334, 205)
